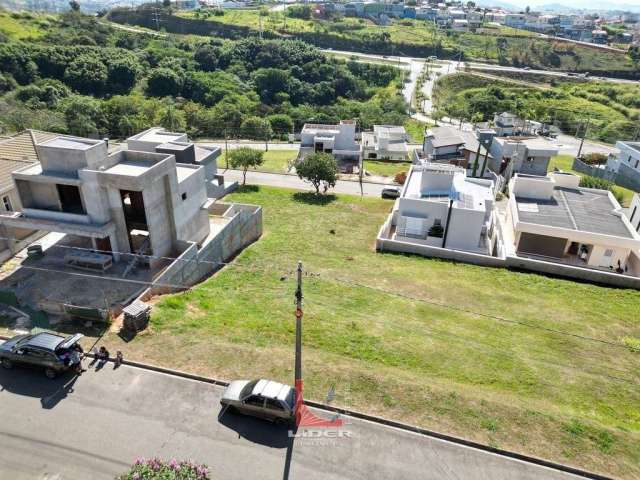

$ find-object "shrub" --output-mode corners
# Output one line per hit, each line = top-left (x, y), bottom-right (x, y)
(119, 458), (211, 480)
(394, 171), (407, 185)
(582, 152), (608, 165)
(579, 175), (614, 191)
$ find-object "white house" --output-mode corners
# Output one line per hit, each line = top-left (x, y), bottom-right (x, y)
(300, 120), (359, 158)
(625, 193), (640, 233)
(386, 163), (498, 255)
(362, 125), (409, 161)
(504, 13), (526, 28)
(489, 136), (559, 178)
(608, 140), (640, 174)
(452, 19), (469, 31)
(493, 112), (520, 136)
(508, 172), (640, 275)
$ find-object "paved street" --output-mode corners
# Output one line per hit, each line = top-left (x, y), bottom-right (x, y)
(0, 363), (586, 480)
(222, 169), (389, 197)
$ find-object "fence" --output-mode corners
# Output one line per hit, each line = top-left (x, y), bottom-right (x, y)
(572, 158), (640, 192)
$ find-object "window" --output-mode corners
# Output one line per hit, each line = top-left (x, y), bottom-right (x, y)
(245, 395), (264, 407)
(636, 160), (639, 169)
(181, 192), (187, 201)
(631, 206), (638, 223)
(2, 196), (12, 212)
(265, 398), (285, 411)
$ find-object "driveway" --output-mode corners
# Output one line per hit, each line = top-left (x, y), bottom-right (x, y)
(0, 363), (587, 480)
(222, 169), (389, 197)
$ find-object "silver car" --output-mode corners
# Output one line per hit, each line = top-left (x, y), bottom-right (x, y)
(220, 379), (295, 423)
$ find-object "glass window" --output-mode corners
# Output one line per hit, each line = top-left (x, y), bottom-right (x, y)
(245, 395), (264, 407)
(2, 196), (12, 212)
(265, 398), (285, 411)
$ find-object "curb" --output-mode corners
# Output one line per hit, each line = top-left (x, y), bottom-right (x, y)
(0, 335), (612, 480)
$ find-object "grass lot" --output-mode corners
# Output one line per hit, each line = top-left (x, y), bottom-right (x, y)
(403, 118), (427, 144)
(98, 185), (640, 478)
(364, 160), (409, 178)
(549, 154), (637, 207)
(219, 148), (297, 173)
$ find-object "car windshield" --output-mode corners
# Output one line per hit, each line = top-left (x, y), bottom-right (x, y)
(240, 380), (259, 399)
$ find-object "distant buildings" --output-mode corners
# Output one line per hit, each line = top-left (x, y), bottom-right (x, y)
(488, 136), (559, 178)
(299, 120), (360, 172)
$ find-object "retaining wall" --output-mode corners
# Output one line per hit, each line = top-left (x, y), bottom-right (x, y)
(145, 202), (262, 296)
(377, 215), (640, 289)
(506, 255), (640, 289)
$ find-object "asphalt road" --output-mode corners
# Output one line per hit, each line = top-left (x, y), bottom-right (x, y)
(0, 363), (587, 480)
(222, 169), (390, 197)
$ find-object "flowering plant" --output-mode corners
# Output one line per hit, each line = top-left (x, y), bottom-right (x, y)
(119, 458), (210, 480)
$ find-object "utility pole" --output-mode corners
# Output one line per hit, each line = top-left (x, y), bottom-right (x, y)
(294, 261), (304, 425)
(224, 128), (229, 171)
(577, 118), (590, 159)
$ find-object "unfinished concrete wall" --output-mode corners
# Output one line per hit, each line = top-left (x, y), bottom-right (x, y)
(142, 174), (177, 259)
(174, 166), (209, 245)
(147, 203), (262, 296)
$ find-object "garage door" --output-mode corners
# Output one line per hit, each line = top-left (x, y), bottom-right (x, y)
(517, 233), (567, 258)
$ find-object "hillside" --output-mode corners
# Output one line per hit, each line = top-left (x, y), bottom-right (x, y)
(107, 7), (639, 78)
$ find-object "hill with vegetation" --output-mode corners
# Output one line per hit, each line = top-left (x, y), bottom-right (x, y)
(0, 8), (407, 139)
(107, 6), (639, 78)
(432, 72), (640, 143)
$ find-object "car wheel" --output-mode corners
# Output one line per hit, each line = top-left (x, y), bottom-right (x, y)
(44, 368), (57, 379)
(1, 358), (12, 369)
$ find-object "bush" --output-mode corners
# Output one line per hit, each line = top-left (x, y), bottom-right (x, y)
(119, 458), (210, 480)
(394, 171), (407, 185)
(579, 175), (624, 204)
(582, 152), (608, 165)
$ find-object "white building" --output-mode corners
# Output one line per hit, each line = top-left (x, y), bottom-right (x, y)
(493, 112), (520, 136)
(421, 126), (493, 170)
(452, 19), (469, 31)
(300, 120), (359, 158)
(385, 163), (497, 255)
(489, 136), (559, 178)
(362, 125), (409, 161)
(466, 10), (483, 28)
(508, 172), (640, 275)
(625, 193), (640, 233)
(504, 13), (526, 28)
(608, 141), (640, 174)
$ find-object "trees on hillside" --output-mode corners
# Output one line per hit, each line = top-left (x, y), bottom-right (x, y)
(240, 116), (273, 150)
(295, 153), (338, 194)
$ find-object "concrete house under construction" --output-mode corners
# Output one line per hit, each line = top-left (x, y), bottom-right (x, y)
(0, 130), (261, 321)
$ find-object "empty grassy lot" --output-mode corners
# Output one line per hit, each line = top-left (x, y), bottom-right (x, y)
(113, 185), (640, 478)
(219, 149), (297, 173)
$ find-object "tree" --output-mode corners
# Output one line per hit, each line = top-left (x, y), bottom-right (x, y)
(146, 67), (183, 97)
(240, 116), (273, 150)
(295, 152), (338, 194)
(227, 147), (264, 185)
(194, 44), (219, 72)
(267, 114), (293, 138)
(64, 54), (108, 95)
(69, 0), (80, 11)
(158, 103), (186, 132)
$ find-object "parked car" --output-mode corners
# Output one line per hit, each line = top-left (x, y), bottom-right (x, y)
(0, 332), (84, 378)
(220, 379), (295, 423)
(381, 187), (401, 199)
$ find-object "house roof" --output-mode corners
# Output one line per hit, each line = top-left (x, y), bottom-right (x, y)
(0, 130), (58, 191)
(516, 187), (633, 238)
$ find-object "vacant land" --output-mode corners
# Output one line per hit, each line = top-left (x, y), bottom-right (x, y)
(219, 149), (297, 173)
(91, 185), (640, 478)
(364, 160), (409, 178)
(0, 10), (52, 40)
